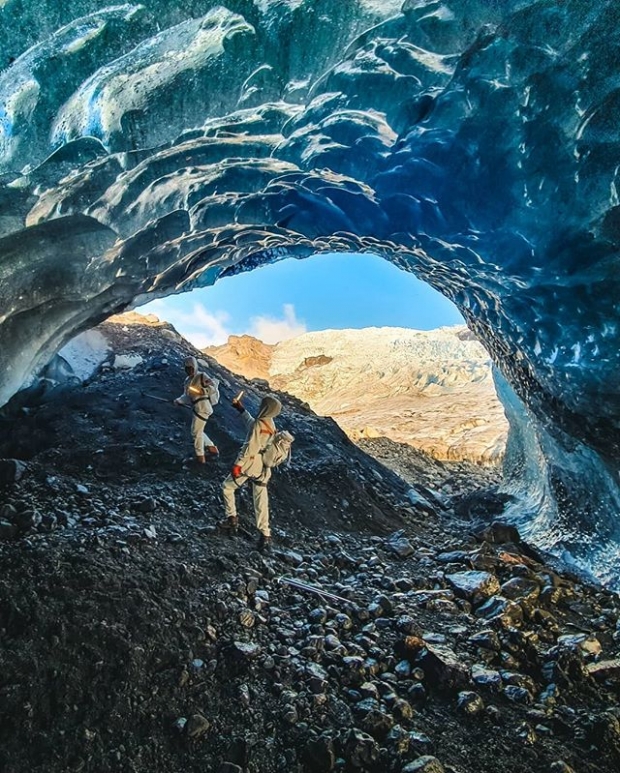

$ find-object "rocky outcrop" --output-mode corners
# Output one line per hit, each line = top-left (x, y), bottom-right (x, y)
(205, 334), (274, 381)
(205, 326), (508, 465)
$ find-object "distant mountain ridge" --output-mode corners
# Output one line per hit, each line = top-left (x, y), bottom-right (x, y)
(205, 326), (508, 465)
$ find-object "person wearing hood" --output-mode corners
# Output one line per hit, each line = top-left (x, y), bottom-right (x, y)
(174, 355), (219, 464)
(221, 393), (282, 552)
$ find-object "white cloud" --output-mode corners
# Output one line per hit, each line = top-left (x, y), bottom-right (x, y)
(248, 303), (307, 343)
(141, 300), (306, 347)
(154, 302), (232, 348)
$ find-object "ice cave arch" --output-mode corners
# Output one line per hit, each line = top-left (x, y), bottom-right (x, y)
(0, 0), (619, 582)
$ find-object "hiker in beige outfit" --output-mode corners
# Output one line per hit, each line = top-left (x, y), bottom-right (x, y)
(221, 393), (282, 551)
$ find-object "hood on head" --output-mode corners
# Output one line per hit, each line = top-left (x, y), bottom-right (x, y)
(257, 395), (282, 420)
(184, 356), (198, 372)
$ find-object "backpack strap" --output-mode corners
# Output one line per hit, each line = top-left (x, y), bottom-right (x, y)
(258, 419), (275, 436)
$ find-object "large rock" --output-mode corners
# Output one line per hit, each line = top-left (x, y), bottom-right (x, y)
(445, 571), (500, 601)
(0, 459), (27, 484)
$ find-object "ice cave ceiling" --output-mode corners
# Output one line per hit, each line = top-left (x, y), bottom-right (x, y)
(0, 0), (619, 579)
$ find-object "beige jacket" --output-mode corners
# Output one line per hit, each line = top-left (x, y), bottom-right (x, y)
(235, 395), (282, 481)
(176, 355), (214, 419)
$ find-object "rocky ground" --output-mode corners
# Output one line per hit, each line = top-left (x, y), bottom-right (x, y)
(0, 317), (619, 773)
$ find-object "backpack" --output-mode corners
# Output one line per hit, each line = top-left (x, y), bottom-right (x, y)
(203, 376), (220, 405)
(261, 430), (294, 469)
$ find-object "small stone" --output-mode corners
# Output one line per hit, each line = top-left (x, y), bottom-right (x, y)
(408, 731), (434, 754)
(282, 705), (298, 724)
(386, 532), (415, 558)
(0, 520), (18, 540)
(343, 728), (380, 769)
(503, 685), (533, 704)
(549, 763), (575, 773)
(396, 615), (419, 634)
(303, 735), (336, 772)
(280, 549), (304, 566)
(478, 521), (521, 544)
(401, 755), (445, 772)
(0, 459), (27, 484)
(468, 629), (500, 651)
(557, 634), (602, 657)
(471, 665), (501, 689)
(306, 662), (329, 681)
(185, 714), (210, 738)
(134, 497), (156, 513)
(360, 708), (394, 739)
(485, 705), (502, 723)
(238, 684), (251, 707)
(239, 609), (256, 628)
(325, 634), (343, 651)
(13, 509), (42, 530)
(309, 607), (328, 624)
(393, 698), (414, 720)
(408, 683), (427, 703)
(359, 682), (380, 700)
(395, 660), (411, 678)
(418, 643), (470, 691)
(230, 641), (261, 660)
(586, 658), (620, 680)
(457, 691), (485, 715)
(500, 577), (540, 602)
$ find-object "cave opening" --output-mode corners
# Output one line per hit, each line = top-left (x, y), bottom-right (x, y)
(137, 250), (507, 467)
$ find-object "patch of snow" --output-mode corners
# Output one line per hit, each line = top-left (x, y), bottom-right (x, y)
(58, 329), (109, 381)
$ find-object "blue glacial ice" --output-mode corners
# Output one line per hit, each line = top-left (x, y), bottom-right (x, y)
(0, 0), (619, 584)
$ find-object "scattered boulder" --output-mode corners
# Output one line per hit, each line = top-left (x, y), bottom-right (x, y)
(0, 458), (27, 484)
(445, 570), (500, 601)
(401, 756), (445, 773)
(185, 714), (210, 739)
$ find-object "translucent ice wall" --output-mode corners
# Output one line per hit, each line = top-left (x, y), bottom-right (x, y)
(0, 0), (619, 582)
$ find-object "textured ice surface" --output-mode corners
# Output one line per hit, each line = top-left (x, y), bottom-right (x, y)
(0, 0), (619, 583)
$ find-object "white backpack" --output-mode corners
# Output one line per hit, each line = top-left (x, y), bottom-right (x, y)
(205, 377), (220, 405)
(261, 430), (294, 469)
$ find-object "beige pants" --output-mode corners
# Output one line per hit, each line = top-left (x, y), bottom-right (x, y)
(222, 474), (270, 536)
(191, 413), (214, 456)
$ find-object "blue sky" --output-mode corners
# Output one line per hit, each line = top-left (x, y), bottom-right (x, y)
(142, 252), (463, 348)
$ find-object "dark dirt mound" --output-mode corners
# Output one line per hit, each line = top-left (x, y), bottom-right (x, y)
(0, 317), (619, 773)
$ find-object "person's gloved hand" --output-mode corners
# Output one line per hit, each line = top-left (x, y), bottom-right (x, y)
(231, 465), (243, 479)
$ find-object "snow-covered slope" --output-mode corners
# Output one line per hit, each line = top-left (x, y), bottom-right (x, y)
(206, 326), (508, 465)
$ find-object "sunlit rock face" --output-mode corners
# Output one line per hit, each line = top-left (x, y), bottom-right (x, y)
(206, 326), (509, 466)
(0, 0), (619, 582)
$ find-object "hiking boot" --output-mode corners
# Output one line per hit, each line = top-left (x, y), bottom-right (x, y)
(257, 533), (272, 553)
(220, 516), (238, 536)
(184, 456), (206, 467)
